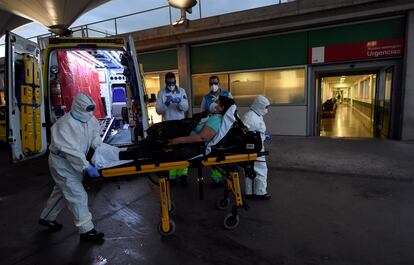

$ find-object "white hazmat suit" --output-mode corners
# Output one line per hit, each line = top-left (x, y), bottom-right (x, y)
(40, 93), (102, 233)
(156, 86), (189, 121)
(242, 95), (270, 197)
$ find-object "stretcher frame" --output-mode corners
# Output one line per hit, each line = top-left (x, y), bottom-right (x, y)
(101, 153), (259, 236)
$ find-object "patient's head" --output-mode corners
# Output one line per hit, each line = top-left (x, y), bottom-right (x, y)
(212, 96), (235, 115)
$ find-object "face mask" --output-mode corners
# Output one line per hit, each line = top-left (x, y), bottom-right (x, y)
(166, 81), (176, 91)
(210, 84), (219, 93)
(209, 102), (217, 113)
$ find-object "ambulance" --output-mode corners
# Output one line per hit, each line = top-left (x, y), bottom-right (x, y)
(4, 32), (150, 162)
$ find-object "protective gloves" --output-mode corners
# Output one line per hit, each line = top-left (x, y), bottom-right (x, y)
(171, 97), (181, 104)
(265, 132), (272, 141)
(85, 165), (100, 178)
(165, 96), (173, 106)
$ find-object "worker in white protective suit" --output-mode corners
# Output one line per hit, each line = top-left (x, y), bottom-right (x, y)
(156, 72), (189, 185)
(38, 93), (105, 241)
(242, 95), (272, 200)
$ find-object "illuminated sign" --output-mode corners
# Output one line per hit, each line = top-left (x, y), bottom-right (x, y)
(309, 38), (404, 64)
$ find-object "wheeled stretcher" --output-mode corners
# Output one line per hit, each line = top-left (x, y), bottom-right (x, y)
(101, 152), (265, 235)
(98, 105), (267, 236)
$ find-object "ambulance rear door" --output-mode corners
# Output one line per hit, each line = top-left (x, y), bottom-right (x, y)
(125, 35), (149, 138)
(5, 32), (47, 162)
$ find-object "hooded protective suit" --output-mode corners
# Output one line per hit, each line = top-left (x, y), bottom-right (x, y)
(40, 93), (102, 233)
(241, 95), (270, 196)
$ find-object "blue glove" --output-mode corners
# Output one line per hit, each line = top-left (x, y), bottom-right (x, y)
(85, 165), (100, 178)
(171, 97), (181, 104)
(265, 132), (272, 141)
(165, 96), (173, 106)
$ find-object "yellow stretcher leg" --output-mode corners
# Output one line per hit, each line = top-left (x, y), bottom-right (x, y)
(220, 169), (243, 230)
(230, 171), (243, 207)
(158, 176), (175, 236)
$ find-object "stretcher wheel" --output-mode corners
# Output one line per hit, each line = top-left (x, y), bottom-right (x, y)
(216, 196), (230, 210)
(223, 213), (239, 230)
(158, 220), (176, 236)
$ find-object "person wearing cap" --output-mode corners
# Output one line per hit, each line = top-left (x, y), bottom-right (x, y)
(242, 95), (272, 200)
(200, 76), (232, 188)
(39, 93), (105, 241)
(156, 72), (189, 185)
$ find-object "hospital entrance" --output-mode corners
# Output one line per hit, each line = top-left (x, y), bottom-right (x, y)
(319, 74), (377, 138)
(313, 60), (400, 139)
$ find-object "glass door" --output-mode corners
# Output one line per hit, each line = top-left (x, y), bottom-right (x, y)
(374, 67), (394, 138)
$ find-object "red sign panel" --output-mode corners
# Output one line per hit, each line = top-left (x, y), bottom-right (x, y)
(309, 38), (404, 64)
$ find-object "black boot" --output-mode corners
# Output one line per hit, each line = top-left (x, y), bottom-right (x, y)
(38, 219), (63, 232)
(244, 194), (256, 200)
(80, 229), (104, 242)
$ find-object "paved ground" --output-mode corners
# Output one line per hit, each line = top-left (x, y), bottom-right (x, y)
(1, 136), (414, 265)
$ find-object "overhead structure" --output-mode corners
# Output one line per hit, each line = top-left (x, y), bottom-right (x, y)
(168, 0), (198, 26)
(168, 0), (197, 9)
(0, 0), (111, 35)
(0, 9), (31, 37)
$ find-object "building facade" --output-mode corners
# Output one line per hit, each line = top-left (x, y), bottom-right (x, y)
(129, 0), (414, 140)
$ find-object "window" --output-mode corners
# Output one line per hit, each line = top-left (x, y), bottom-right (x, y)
(144, 72), (180, 98)
(192, 68), (305, 107)
(360, 79), (370, 99)
(192, 74), (229, 107)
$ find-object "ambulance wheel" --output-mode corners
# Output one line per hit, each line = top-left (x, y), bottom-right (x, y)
(158, 220), (176, 236)
(169, 201), (176, 214)
(216, 196), (230, 210)
(223, 213), (239, 230)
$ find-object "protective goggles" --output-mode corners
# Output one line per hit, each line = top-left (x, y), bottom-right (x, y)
(209, 81), (219, 86)
(86, 105), (96, 112)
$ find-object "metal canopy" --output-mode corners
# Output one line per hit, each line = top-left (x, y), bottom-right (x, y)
(0, 9), (31, 37)
(0, 0), (110, 35)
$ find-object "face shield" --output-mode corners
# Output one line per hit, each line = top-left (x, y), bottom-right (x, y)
(71, 93), (96, 122)
(251, 95), (270, 116)
(86, 105), (96, 112)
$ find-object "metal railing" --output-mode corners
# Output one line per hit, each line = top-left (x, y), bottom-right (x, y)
(1, 0), (293, 49)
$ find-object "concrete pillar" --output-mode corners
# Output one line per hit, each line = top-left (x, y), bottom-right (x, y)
(177, 44), (193, 116)
(402, 10), (414, 140)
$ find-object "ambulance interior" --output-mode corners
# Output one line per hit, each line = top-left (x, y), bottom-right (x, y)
(48, 49), (140, 146)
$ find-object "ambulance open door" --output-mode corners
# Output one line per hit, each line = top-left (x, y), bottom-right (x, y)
(5, 32), (47, 162)
(125, 35), (149, 138)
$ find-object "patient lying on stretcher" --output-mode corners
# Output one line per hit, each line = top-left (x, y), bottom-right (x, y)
(168, 96), (235, 146)
(119, 96), (236, 161)
(94, 96), (262, 168)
